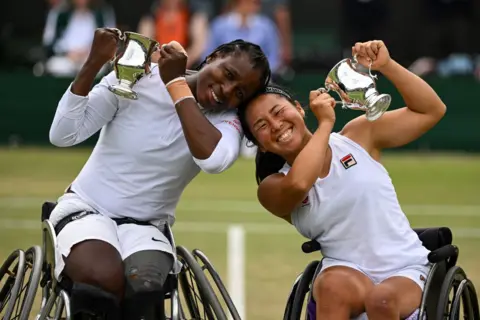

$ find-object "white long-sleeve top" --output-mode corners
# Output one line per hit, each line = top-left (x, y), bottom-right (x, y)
(49, 64), (243, 224)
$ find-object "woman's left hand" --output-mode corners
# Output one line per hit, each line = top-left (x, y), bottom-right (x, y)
(158, 41), (188, 84)
(352, 40), (391, 72)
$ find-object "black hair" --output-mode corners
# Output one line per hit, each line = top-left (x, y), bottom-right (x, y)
(196, 39), (271, 89)
(237, 84), (298, 185)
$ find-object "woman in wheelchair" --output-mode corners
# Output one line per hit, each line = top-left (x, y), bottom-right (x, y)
(42, 29), (271, 319)
(237, 40), (447, 319)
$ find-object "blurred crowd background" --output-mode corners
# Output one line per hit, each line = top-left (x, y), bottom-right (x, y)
(1, 0), (480, 79)
(1, 0), (479, 152)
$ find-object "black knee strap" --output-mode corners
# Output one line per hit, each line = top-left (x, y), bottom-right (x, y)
(70, 283), (120, 319)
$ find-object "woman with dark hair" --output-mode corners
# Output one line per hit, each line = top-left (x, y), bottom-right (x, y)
(47, 28), (270, 319)
(237, 40), (446, 320)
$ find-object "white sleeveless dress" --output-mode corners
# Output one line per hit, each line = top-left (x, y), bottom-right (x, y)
(279, 133), (431, 290)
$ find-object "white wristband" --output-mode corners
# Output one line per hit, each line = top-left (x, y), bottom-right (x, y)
(165, 77), (186, 88)
(174, 95), (196, 106)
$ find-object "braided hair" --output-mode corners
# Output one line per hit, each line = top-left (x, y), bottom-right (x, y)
(196, 39), (271, 89)
(237, 84), (298, 185)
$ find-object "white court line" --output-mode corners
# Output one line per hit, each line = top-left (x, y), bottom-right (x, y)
(1, 197), (480, 216)
(1, 219), (480, 238)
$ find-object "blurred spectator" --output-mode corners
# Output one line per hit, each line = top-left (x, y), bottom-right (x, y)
(138, 0), (212, 68)
(409, 0), (478, 78)
(223, 0), (292, 68)
(205, 0), (280, 73)
(207, 0), (281, 159)
(42, 0), (116, 77)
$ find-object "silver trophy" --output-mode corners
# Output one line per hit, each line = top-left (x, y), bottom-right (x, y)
(108, 30), (159, 100)
(319, 55), (391, 121)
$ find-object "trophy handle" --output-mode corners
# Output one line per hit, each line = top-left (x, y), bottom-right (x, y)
(109, 28), (126, 63)
(317, 87), (346, 108)
(352, 54), (378, 80)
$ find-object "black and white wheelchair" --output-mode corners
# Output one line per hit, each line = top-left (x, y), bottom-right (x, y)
(283, 227), (480, 320)
(0, 202), (242, 320)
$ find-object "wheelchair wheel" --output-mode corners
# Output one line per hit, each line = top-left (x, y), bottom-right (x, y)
(283, 273), (304, 320)
(176, 246), (227, 320)
(17, 246), (44, 320)
(0, 249), (26, 319)
(192, 249), (241, 320)
(289, 260), (320, 320)
(37, 288), (71, 320)
(437, 266), (480, 320)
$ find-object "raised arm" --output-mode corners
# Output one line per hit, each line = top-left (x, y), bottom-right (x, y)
(49, 28), (120, 147)
(157, 41), (238, 164)
(258, 91), (336, 218)
(342, 40), (446, 151)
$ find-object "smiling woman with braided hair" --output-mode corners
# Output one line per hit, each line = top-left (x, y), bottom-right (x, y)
(47, 27), (270, 319)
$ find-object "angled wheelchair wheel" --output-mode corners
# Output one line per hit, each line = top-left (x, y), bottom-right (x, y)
(283, 273), (304, 320)
(16, 246), (44, 320)
(192, 249), (241, 320)
(176, 246), (227, 320)
(289, 260), (320, 320)
(0, 249), (26, 319)
(437, 266), (480, 320)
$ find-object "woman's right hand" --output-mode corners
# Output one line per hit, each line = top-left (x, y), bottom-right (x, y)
(86, 28), (120, 67)
(309, 90), (336, 125)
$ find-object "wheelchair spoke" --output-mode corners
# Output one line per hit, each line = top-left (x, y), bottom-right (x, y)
(192, 249), (241, 320)
(0, 266), (19, 313)
(186, 268), (208, 319)
(13, 280), (29, 318)
(0, 290), (12, 312)
(177, 259), (213, 320)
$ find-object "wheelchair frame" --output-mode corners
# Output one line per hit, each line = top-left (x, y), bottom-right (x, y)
(283, 227), (480, 320)
(0, 202), (242, 320)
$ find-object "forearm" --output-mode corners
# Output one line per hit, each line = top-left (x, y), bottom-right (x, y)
(50, 71), (118, 147)
(380, 60), (446, 115)
(71, 59), (106, 96)
(175, 99), (222, 159)
(286, 122), (333, 190)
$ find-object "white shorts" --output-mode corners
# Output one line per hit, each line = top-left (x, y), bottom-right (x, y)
(320, 257), (431, 291)
(50, 193), (179, 280)
(319, 258), (431, 320)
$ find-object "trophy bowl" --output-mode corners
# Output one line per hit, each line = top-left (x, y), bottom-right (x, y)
(323, 57), (391, 121)
(108, 31), (159, 100)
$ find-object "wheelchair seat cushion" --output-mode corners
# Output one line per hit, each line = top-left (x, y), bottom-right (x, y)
(414, 227), (452, 251)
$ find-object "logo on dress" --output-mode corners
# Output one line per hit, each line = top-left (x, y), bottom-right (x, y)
(340, 153), (357, 169)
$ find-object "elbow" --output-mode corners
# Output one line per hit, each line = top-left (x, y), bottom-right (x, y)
(194, 138), (238, 174)
(199, 165), (225, 174)
(194, 150), (236, 174)
(195, 157), (232, 174)
(438, 102), (447, 118)
(431, 101), (447, 123)
(49, 129), (74, 147)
